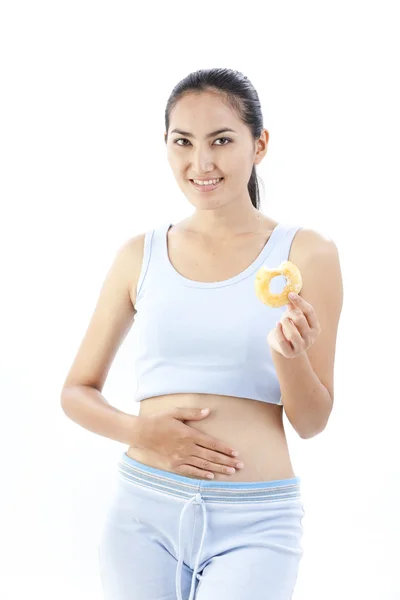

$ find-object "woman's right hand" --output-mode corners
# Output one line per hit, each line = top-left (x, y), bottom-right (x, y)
(132, 407), (243, 479)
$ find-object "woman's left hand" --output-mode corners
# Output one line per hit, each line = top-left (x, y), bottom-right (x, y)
(267, 293), (321, 359)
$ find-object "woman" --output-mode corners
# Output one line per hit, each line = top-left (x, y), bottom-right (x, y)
(61, 68), (343, 600)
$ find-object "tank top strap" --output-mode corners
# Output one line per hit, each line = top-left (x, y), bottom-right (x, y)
(274, 222), (304, 264)
(135, 222), (170, 306)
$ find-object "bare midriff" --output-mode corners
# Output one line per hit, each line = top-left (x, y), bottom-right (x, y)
(126, 216), (301, 483)
(126, 392), (296, 482)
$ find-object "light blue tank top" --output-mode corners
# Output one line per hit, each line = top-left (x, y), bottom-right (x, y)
(131, 221), (303, 405)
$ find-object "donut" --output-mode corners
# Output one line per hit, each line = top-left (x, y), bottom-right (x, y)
(255, 260), (303, 308)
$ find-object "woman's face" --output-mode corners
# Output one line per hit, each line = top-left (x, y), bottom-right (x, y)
(165, 91), (268, 210)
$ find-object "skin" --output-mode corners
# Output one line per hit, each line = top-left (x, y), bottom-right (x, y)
(126, 89), (298, 482)
(164, 89), (269, 240)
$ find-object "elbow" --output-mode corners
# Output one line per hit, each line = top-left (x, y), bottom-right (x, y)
(60, 384), (80, 413)
(300, 427), (323, 440)
(60, 388), (72, 415)
(300, 398), (333, 439)
(287, 413), (325, 440)
(299, 418), (330, 440)
(60, 384), (73, 403)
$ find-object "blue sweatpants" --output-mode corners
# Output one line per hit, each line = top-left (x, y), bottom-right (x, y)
(98, 451), (305, 600)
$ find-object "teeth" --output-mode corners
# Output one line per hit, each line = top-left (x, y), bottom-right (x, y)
(193, 178), (222, 186)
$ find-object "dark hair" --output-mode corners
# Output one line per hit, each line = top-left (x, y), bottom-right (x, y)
(164, 68), (265, 210)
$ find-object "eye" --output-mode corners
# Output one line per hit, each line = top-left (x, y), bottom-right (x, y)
(174, 137), (232, 147)
(214, 137), (232, 146)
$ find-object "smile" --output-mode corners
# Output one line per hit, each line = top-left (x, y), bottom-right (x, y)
(190, 178), (224, 192)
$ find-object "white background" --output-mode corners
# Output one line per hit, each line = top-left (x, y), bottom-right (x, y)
(1, 1), (399, 598)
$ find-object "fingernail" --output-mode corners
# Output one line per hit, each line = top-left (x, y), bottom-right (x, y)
(289, 292), (297, 299)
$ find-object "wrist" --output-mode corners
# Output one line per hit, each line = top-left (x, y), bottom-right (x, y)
(122, 412), (145, 449)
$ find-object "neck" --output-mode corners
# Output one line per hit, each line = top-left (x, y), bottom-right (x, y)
(185, 205), (265, 240)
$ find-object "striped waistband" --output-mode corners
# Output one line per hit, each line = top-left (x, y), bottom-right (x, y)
(118, 452), (302, 503)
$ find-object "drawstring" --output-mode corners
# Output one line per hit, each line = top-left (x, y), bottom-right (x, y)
(176, 492), (208, 600)
(118, 454), (302, 599)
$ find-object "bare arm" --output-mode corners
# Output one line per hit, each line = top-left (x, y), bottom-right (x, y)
(61, 384), (141, 447)
(60, 234), (145, 446)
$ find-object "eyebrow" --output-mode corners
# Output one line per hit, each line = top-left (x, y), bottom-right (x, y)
(170, 127), (237, 139)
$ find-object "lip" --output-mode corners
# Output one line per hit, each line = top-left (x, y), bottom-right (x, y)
(190, 178), (224, 192)
(190, 177), (223, 181)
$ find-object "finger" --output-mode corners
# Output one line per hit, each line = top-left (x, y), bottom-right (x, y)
(196, 446), (242, 468)
(289, 294), (319, 329)
(176, 464), (215, 479)
(276, 321), (295, 352)
(286, 309), (309, 337)
(189, 455), (237, 476)
(281, 316), (301, 342)
(195, 433), (239, 458)
(281, 317), (306, 355)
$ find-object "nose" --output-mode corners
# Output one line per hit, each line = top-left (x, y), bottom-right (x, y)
(191, 147), (216, 176)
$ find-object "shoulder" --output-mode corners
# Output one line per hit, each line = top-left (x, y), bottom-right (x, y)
(121, 230), (147, 256)
(290, 226), (339, 263)
(289, 225), (343, 320)
(289, 225), (342, 312)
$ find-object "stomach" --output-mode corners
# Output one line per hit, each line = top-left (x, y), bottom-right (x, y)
(125, 392), (296, 482)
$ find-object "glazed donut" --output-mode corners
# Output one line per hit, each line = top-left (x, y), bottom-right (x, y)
(255, 260), (303, 308)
